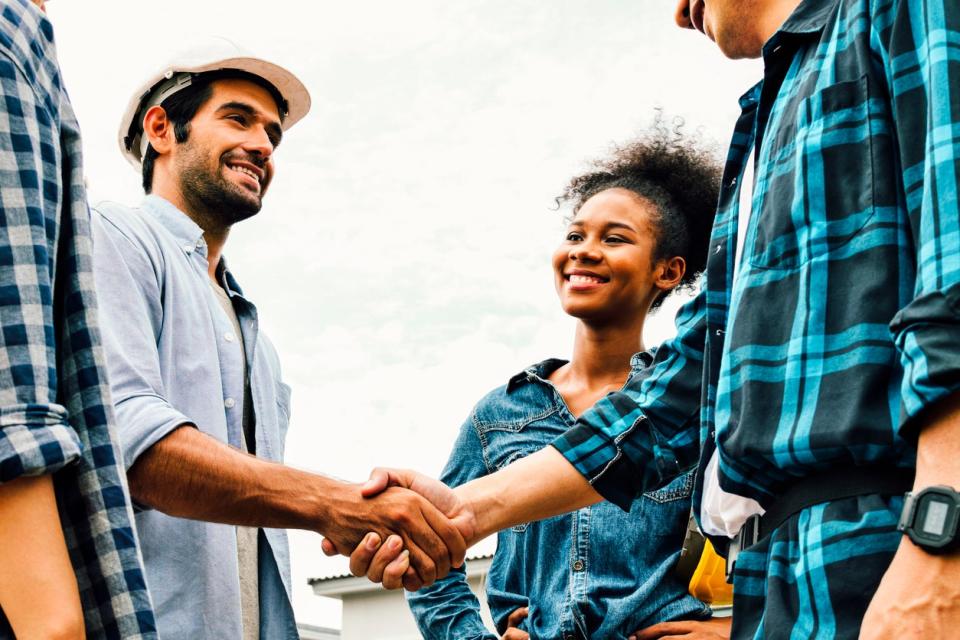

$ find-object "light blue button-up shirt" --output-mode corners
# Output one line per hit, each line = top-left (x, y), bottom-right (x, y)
(91, 195), (297, 639)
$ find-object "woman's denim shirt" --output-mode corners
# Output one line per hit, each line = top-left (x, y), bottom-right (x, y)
(407, 354), (710, 640)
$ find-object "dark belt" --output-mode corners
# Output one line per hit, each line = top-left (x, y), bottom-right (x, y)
(725, 465), (915, 583)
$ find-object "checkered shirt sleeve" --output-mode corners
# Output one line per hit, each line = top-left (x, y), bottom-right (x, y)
(0, 8), (81, 481)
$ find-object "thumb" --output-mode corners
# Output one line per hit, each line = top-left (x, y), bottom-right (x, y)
(361, 467), (397, 497)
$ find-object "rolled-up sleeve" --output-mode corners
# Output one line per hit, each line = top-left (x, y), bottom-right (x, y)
(0, 51), (81, 482)
(90, 210), (193, 470)
(883, 0), (960, 425)
(552, 290), (707, 510)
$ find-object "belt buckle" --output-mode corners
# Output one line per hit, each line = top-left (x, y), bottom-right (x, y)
(725, 513), (762, 584)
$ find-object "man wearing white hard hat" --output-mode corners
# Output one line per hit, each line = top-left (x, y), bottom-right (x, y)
(91, 41), (465, 639)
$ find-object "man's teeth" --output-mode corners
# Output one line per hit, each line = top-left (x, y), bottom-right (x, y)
(229, 164), (259, 182)
(570, 274), (603, 284)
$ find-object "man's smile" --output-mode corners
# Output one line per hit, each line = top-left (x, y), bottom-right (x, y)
(224, 159), (264, 193)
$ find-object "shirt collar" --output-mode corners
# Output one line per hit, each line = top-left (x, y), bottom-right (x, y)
(778, 0), (840, 34)
(140, 195), (207, 258)
(215, 257), (246, 298)
(506, 351), (654, 392)
(763, 0), (839, 56)
(507, 358), (569, 393)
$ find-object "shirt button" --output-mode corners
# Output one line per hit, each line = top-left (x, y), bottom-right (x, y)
(182, 244), (193, 253)
(572, 559), (585, 572)
(224, 397), (236, 409)
(224, 332), (236, 342)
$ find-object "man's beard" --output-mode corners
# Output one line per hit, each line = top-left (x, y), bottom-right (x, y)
(176, 142), (265, 228)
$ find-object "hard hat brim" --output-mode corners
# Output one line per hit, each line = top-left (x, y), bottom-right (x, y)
(118, 54), (311, 169)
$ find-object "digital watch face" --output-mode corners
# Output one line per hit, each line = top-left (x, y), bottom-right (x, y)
(911, 489), (959, 549)
(922, 500), (950, 536)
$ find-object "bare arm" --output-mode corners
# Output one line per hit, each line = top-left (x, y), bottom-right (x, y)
(861, 393), (960, 637)
(129, 425), (465, 585)
(0, 475), (84, 639)
(457, 446), (601, 542)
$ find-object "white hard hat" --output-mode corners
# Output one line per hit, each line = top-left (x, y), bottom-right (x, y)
(118, 37), (311, 169)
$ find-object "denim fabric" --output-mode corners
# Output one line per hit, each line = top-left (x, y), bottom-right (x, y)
(407, 355), (710, 640)
(90, 196), (296, 639)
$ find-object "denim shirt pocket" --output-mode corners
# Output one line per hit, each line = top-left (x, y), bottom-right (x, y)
(474, 402), (566, 533)
(642, 468), (695, 504)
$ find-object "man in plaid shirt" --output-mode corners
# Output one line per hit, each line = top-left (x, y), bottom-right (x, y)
(347, 0), (960, 637)
(0, 0), (155, 637)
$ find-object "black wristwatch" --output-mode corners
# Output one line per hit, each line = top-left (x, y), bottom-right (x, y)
(898, 485), (960, 553)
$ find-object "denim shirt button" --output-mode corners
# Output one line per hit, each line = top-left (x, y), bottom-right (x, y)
(572, 559), (585, 572)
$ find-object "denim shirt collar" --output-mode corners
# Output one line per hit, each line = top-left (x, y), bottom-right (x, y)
(141, 195), (208, 259)
(506, 351), (654, 393)
(506, 358), (568, 392)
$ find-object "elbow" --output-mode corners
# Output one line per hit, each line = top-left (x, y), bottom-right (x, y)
(19, 612), (86, 640)
(46, 618), (86, 640)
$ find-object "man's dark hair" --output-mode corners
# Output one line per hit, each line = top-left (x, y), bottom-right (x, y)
(141, 70), (286, 193)
(557, 115), (723, 308)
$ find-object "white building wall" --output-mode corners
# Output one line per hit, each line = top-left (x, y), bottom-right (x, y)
(340, 573), (495, 640)
(313, 561), (496, 640)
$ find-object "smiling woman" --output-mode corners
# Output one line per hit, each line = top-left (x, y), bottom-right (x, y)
(403, 122), (726, 639)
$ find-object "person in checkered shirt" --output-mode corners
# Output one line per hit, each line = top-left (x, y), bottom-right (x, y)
(0, 1), (156, 638)
(345, 0), (960, 637)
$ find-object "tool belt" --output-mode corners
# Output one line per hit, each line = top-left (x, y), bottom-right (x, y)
(725, 466), (915, 583)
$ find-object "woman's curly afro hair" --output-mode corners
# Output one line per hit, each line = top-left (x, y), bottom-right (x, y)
(557, 115), (723, 305)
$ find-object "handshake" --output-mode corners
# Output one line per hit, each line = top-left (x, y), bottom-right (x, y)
(318, 447), (599, 591)
(319, 468), (479, 591)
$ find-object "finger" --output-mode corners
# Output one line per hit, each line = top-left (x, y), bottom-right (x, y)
(321, 533), (361, 557)
(320, 537), (338, 557)
(632, 622), (691, 640)
(381, 550), (410, 590)
(501, 629), (530, 640)
(506, 607), (529, 628)
(365, 535), (404, 583)
(401, 566), (423, 592)
(415, 499), (466, 577)
(402, 536), (438, 587)
(348, 532), (383, 577)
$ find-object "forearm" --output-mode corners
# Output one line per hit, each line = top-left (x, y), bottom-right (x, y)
(912, 391), (960, 489)
(128, 424), (345, 533)
(128, 424), (464, 584)
(456, 446), (601, 542)
(0, 475), (84, 639)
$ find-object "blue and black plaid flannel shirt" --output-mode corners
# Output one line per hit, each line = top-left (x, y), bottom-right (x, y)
(0, 1), (155, 637)
(554, 0), (960, 514)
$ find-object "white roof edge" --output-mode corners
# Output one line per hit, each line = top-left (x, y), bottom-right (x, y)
(310, 556), (493, 598)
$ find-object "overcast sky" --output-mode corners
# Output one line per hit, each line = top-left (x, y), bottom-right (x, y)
(47, 0), (762, 629)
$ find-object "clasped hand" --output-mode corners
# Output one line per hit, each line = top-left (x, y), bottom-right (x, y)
(322, 468), (477, 590)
